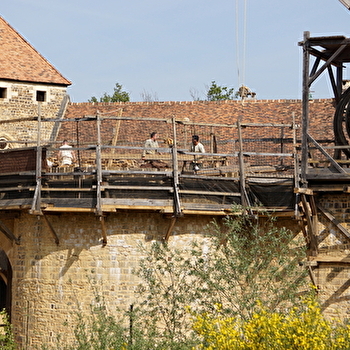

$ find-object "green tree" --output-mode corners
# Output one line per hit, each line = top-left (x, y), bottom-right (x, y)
(89, 83), (130, 103)
(206, 81), (235, 101)
(135, 206), (310, 342)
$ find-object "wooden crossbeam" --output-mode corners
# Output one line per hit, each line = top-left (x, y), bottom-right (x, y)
(307, 134), (346, 173)
(0, 219), (20, 244)
(42, 214), (59, 245)
(300, 194), (318, 255)
(100, 216), (107, 246)
(317, 203), (350, 240)
(164, 217), (177, 242)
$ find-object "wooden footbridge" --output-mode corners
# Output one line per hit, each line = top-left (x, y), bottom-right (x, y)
(0, 116), (298, 217)
(1, 32), (350, 251)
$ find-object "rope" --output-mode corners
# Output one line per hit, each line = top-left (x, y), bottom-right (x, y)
(235, 0), (241, 86)
(235, 0), (248, 87)
(243, 0), (247, 85)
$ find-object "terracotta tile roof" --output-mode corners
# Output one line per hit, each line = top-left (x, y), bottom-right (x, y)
(0, 16), (71, 86)
(60, 99), (335, 145)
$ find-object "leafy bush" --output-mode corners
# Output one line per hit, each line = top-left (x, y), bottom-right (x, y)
(135, 206), (310, 344)
(191, 297), (350, 349)
(0, 309), (16, 350)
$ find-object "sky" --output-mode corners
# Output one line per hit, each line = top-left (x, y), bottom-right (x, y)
(2, 0), (350, 102)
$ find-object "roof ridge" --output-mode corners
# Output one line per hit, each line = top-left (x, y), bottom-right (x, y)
(68, 98), (335, 106)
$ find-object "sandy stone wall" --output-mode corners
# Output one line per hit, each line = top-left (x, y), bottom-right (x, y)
(0, 202), (349, 348)
(310, 193), (350, 319)
(3, 212), (213, 348)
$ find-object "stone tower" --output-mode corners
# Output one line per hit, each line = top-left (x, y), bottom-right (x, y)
(0, 16), (71, 146)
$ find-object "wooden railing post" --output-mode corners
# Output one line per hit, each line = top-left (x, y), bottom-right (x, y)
(31, 103), (42, 214)
(172, 117), (181, 216)
(301, 31), (310, 187)
(96, 112), (103, 216)
(237, 121), (250, 207)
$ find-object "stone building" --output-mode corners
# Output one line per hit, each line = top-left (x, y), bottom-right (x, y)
(1, 15), (350, 349)
(0, 16), (71, 147)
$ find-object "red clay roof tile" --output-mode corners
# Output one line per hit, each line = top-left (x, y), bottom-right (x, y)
(0, 16), (71, 86)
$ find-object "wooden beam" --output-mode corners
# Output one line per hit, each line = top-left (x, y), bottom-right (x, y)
(108, 109), (123, 168)
(309, 256), (350, 263)
(164, 217), (177, 241)
(100, 216), (107, 246)
(308, 266), (318, 290)
(181, 210), (231, 216)
(43, 207), (95, 213)
(306, 172), (350, 180)
(32, 187), (95, 192)
(96, 112), (102, 216)
(101, 185), (173, 191)
(317, 203), (350, 240)
(307, 134), (346, 173)
(178, 190), (241, 196)
(42, 214), (59, 245)
(301, 31), (310, 186)
(172, 117), (182, 217)
(237, 121), (250, 207)
(0, 219), (20, 244)
(309, 43), (348, 85)
(30, 103), (43, 215)
(294, 188), (313, 195)
(300, 194), (318, 255)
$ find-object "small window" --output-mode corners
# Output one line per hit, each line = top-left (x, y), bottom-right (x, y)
(0, 88), (7, 99)
(36, 90), (46, 102)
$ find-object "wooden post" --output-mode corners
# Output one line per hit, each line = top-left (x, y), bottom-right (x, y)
(337, 65), (343, 102)
(317, 203), (350, 241)
(0, 219), (20, 244)
(42, 214), (59, 245)
(237, 121), (249, 207)
(76, 120), (81, 168)
(100, 216), (107, 246)
(301, 31), (310, 187)
(31, 103), (42, 214)
(164, 217), (177, 242)
(292, 113), (300, 219)
(108, 109), (123, 168)
(96, 112), (103, 216)
(280, 126), (284, 166)
(300, 193), (318, 256)
(172, 117), (182, 216)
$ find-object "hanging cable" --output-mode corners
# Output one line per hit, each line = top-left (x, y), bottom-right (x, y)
(235, 0), (248, 88)
(243, 0), (247, 85)
(235, 0), (241, 86)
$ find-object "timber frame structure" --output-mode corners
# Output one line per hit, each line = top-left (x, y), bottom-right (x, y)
(0, 114), (298, 245)
(298, 31), (350, 261)
(1, 32), (350, 264)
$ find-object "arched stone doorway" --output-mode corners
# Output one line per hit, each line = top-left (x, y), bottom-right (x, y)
(0, 250), (12, 316)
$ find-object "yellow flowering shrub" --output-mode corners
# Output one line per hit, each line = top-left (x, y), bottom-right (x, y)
(191, 298), (350, 350)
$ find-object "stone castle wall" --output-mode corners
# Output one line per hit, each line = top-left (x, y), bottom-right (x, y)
(0, 92), (349, 348)
(1, 209), (343, 349)
(311, 193), (350, 317)
(3, 212), (215, 348)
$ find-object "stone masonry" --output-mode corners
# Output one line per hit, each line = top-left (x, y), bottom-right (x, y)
(0, 81), (67, 146)
(4, 212), (215, 347)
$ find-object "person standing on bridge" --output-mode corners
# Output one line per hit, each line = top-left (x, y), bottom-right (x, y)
(58, 139), (76, 166)
(142, 132), (168, 169)
(190, 135), (205, 153)
(190, 135), (205, 171)
(142, 132), (160, 158)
